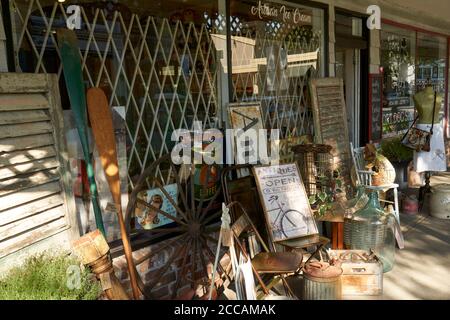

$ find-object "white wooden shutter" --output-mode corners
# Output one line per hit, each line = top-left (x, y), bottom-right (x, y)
(0, 73), (77, 259)
(310, 77), (353, 186)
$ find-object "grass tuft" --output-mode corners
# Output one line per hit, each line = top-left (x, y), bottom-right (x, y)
(0, 251), (101, 300)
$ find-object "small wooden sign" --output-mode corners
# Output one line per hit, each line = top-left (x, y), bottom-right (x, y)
(369, 73), (383, 142)
(135, 183), (178, 230)
(252, 163), (318, 242)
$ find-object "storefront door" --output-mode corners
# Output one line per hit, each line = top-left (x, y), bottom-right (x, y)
(335, 12), (369, 147)
(336, 47), (361, 146)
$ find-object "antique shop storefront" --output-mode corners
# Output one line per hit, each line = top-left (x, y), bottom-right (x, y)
(1, 0), (449, 300)
(2, 0), (327, 298)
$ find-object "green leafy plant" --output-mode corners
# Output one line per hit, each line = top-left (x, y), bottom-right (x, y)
(309, 170), (346, 217)
(380, 137), (413, 163)
(0, 252), (101, 300)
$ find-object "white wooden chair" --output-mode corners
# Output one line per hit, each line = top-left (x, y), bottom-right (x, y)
(350, 143), (400, 225)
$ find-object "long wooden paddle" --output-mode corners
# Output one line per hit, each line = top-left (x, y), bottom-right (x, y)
(86, 87), (140, 300)
(57, 29), (105, 235)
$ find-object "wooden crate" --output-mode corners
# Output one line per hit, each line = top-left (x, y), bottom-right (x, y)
(330, 250), (383, 296)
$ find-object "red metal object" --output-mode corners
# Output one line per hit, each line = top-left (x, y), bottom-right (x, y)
(304, 261), (342, 280)
(403, 196), (419, 215)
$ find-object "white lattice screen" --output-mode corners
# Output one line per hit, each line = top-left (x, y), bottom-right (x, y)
(230, 18), (321, 139)
(10, 0), (322, 185)
(10, 0), (222, 187)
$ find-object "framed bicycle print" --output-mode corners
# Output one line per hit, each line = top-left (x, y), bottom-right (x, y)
(252, 163), (319, 242)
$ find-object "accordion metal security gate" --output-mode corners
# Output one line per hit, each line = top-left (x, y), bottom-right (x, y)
(9, 0), (321, 186)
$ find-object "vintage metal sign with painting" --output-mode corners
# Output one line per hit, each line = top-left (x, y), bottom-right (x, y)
(252, 163), (318, 242)
(135, 184), (178, 230)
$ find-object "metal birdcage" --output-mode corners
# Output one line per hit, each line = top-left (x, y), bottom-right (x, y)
(291, 144), (333, 197)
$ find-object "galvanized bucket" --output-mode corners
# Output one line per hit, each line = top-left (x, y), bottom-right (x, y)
(303, 262), (342, 300)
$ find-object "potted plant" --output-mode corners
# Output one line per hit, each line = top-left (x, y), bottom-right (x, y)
(380, 137), (413, 189)
(309, 170), (346, 218)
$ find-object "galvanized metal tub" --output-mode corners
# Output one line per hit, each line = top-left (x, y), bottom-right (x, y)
(303, 262), (342, 300)
(430, 184), (450, 219)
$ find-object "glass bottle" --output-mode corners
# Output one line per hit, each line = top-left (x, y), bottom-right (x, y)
(343, 186), (369, 249)
(348, 191), (396, 272)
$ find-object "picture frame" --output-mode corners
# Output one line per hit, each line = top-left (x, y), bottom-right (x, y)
(252, 163), (319, 242)
(228, 102), (265, 165)
(228, 102), (265, 133)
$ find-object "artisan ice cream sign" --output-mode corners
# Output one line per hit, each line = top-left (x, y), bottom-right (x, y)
(250, 1), (311, 24)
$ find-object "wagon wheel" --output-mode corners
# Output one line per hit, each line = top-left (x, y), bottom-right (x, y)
(125, 154), (227, 299)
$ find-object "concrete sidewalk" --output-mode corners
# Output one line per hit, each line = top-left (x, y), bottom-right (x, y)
(381, 212), (450, 299)
(354, 172), (450, 300)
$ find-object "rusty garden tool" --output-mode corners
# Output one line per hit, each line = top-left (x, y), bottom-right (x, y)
(86, 87), (140, 300)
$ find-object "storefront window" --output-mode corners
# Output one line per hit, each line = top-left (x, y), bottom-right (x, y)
(229, 0), (325, 139)
(416, 32), (447, 119)
(380, 24), (416, 138)
(381, 24), (448, 138)
(448, 39), (450, 137)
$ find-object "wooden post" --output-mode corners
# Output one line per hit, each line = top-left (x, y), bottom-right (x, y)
(72, 230), (130, 300)
(331, 222), (344, 250)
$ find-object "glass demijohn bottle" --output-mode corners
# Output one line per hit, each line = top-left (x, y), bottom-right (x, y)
(347, 191), (396, 272)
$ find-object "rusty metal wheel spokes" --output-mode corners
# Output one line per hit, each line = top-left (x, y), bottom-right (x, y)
(125, 154), (226, 299)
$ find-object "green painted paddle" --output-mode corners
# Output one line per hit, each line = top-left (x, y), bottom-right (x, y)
(57, 29), (105, 236)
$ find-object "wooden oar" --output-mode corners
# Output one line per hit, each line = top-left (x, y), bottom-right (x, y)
(86, 87), (140, 300)
(57, 29), (105, 235)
